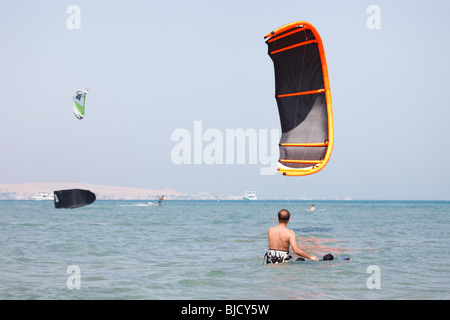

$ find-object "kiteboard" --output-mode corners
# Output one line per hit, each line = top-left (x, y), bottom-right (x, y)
(292, 253), (350, 262)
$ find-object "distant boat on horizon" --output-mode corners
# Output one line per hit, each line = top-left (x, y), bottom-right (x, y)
(243, 191), (257, 201)
(32, 192), (54, 201)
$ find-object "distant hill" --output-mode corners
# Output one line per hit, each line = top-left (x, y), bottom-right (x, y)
(0, 183), (242, 200)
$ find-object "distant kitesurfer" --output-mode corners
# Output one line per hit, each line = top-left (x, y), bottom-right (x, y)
(265, 209), (318, 264)
(156, 195), (164, 206)
(310, 204), (316, 212)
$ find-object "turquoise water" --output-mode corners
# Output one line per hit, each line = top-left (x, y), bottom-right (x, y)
(0, 200), (449, 300)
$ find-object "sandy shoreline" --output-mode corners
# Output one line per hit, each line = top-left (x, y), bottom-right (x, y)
(0, 182), (241, 200)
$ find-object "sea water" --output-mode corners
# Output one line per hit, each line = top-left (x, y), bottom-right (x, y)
(0, 200), (449, 300)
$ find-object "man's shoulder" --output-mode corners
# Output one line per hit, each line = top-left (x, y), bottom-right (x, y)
(270, 226), (294, 235)
(286, 228), (296, 237)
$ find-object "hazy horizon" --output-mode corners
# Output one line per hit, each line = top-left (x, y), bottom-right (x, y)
(2, 181), (450, 201)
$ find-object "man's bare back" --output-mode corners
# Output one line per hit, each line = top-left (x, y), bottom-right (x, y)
(266, 209), (318, 262)
(268, 224), (296, 251)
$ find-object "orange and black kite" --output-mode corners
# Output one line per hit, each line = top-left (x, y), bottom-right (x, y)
(265, 21), (334, 176)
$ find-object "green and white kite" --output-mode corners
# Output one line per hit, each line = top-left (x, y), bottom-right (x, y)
(72, 89), (89, 119)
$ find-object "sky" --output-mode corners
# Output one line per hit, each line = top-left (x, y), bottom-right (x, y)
(1, 0), (449, 200)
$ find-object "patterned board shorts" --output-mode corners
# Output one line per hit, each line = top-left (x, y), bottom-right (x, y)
(264, 249), (293, 264)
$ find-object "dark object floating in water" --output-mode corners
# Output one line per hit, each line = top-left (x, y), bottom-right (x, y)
(54, 189), (96, 209)
(323, 253), (334, 260)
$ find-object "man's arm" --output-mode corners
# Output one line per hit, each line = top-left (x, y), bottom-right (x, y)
(289, 230), (318, 261)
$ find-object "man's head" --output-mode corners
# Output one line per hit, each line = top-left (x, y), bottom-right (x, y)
(278, 209), (290, 223)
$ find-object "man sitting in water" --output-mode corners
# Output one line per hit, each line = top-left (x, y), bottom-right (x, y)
(265, 209), (318, 264)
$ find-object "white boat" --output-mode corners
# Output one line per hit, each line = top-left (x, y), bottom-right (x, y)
(32, 192), (54, 201)
(243, 191), (257, 201)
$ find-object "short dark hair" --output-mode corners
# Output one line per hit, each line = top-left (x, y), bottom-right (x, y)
(278, 209), (290, 221)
